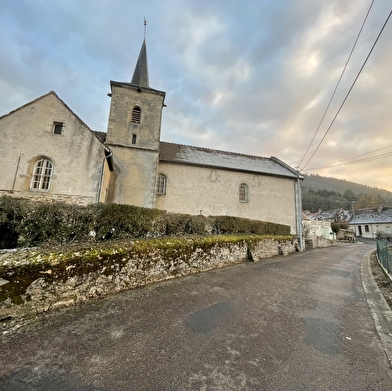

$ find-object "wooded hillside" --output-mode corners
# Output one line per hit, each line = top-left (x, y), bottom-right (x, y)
(302, 174), (392, 213)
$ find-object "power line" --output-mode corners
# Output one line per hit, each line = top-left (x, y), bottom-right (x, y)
(306, 151), (392, 171)
(306, 144), (392, 169)
(297, 0), (375, 168)
(301, 7), (392, 170)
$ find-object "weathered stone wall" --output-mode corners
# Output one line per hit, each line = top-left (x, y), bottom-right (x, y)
(0, 190), (95, 206)
(156, 162), (298, 234)
(105, 83), (165, 207)
(0, 236), (298, 322)
(0, 92), (106, 204)
(305, 236), (335, 249)
(248, 238), (298, 260)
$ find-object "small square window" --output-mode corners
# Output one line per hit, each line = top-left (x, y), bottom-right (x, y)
(53, 122), (63, 135)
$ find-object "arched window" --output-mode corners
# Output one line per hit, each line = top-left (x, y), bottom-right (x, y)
(156, 174), (166, 195)
(239, 183), (248, 203)
(30, 158), (53, 190)
(131, 106), (141, 124)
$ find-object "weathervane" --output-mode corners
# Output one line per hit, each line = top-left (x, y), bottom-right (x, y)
(144, 17), (147, 40)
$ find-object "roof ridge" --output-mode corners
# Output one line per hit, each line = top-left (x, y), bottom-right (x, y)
(0, 91), (107, 148)
(0, 91), (57, 119)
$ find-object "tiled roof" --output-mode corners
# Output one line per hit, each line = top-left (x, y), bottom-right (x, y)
(159, 142), (298, 179)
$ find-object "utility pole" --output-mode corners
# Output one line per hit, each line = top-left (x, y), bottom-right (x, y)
(351, 201), (356, 240)
(296, 172), (303, 251)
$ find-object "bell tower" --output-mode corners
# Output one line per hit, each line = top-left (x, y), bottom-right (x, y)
(106, 38), (166, 207)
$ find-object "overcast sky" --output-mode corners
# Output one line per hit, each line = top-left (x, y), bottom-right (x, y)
(1, 0), (391, 192)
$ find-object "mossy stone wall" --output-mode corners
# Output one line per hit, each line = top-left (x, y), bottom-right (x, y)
(0, 235), (298, 324)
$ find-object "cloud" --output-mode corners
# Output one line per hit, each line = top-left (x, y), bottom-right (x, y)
(0, 0), (391, 192)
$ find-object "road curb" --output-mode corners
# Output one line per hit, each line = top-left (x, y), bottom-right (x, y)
(361, 249), (392, 368)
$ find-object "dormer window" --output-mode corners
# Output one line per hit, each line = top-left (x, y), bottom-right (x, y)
(131, 107), (141, 124)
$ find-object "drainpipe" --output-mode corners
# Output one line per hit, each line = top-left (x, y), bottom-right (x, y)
(296, 171), (303, 251)
(97, 158), (104, 203)
(11, 154), (22, 192)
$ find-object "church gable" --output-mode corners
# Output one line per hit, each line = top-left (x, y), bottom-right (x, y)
(0, 92), (110, 204)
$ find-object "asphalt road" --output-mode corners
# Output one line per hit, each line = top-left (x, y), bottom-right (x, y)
(1, 241), (392, 390)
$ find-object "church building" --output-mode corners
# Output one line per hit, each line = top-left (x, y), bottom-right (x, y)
(0, 39), (302, 234)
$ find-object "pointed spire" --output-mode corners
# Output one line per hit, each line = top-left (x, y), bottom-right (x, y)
(131, 38), (149, 88)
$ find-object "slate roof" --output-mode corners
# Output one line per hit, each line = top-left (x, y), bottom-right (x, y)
(317, 209), (341, 220)
(159, 142), (299, 179)
(93, 131), (107, 144)
(131, 39), (149, 88)
(350, 207), (392, 225)
(86, 133), (298, 179)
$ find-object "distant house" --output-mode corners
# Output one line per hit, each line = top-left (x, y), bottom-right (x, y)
(0, 39), (303, 234)
(350, 207), (392, 239)
(315, 209), (345, 223)
(303, 205), (392, 240)
(302, 209), (321, 220)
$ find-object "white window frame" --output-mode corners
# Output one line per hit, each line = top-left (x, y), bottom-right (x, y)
(156, 174), (166, 195)
(239, 183), (248, 203)
(30, 158), (53, 191)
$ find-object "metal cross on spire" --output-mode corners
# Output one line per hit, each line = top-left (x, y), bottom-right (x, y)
(144, 18), (147, 40)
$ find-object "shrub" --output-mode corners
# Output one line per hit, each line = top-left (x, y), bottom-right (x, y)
(0, 196), (22, 248)
(331, 222), (348, 234)
(0, 196), (291, 249)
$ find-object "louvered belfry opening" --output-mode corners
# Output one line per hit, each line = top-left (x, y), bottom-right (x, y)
(132, 106), (141, 124)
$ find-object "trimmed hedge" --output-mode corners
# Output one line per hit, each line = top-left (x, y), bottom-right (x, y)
(0, 196), (291, 249)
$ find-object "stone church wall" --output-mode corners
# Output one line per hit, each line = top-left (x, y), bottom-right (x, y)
(156, 162), (297, 233)
(105, 84), (165, 207)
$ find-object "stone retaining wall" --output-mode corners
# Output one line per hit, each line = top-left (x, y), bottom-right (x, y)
(0, 237), (298, 322)
(0, 190), (94, 205)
